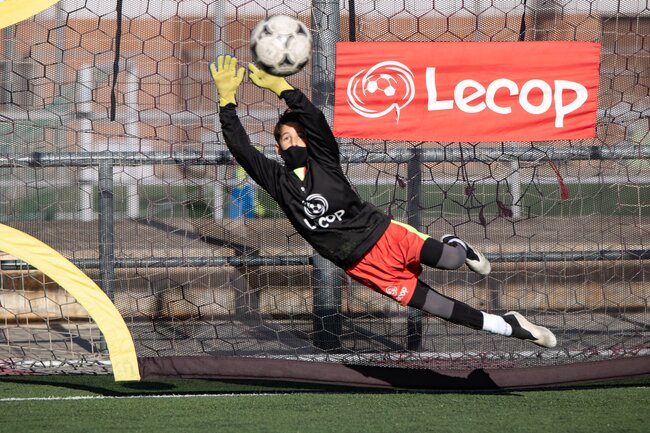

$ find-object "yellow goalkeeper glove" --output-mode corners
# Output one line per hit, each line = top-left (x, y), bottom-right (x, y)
(209, 55), (245, 107)
(248, 64), (294, 97)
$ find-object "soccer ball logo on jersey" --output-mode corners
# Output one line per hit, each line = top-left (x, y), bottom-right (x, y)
(346, 60), (415, 124)
(303, 194), (328, 218)
(302, 194), (345, 230)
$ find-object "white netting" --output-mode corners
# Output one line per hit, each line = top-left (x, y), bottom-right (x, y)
(0, 1), (648, 377)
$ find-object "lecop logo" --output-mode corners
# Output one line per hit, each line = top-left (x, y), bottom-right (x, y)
(346, 61), (415, 124)
(334, 41), (601, 142)
(302, 194), (346, 230)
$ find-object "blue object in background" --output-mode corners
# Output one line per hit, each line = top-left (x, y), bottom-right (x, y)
(229, 184), (256, 218)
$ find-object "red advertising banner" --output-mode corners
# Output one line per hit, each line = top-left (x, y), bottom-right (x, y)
(333, 41), (601, 142)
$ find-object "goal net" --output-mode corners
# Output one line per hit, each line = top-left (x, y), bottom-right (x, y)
(0, 0), (648, 388)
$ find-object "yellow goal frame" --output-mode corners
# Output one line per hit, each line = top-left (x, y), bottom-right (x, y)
(0, 223), (140, 381)
(0, 0), (62, 30)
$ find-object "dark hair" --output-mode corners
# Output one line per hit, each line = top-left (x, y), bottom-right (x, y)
(273, 110), (304, 144)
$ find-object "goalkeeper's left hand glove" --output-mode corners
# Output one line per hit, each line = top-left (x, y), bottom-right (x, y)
(209, 55), (245, 107)
(248, 63), (294, 97)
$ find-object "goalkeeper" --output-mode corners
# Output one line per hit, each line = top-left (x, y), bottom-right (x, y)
(210, 55), (556, 348)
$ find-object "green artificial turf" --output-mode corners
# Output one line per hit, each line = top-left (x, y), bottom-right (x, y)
(0, 375), (648, 433)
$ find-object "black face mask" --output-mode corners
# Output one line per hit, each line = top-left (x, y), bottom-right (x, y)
(280, 146), (308, 169)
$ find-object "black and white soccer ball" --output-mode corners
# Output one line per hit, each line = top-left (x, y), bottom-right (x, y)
(250, 15), (312, 77)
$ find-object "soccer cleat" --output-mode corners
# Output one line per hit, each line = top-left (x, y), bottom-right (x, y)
(503, 311), (557, 348)
(440, 234), (491, 275)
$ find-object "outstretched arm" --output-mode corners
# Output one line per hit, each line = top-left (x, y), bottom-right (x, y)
(210, 56), (283, 198)
(248, 64), (340, 167)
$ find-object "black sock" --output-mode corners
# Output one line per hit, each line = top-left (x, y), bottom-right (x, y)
(409, 280), (483, 330)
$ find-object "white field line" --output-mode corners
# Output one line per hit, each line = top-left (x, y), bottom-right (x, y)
(0, 393), (297, 402)
(1, 385), (648, 403)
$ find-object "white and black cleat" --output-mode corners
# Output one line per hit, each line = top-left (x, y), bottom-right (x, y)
(440, 234), (491, 275)
(503, 311), (557, 348)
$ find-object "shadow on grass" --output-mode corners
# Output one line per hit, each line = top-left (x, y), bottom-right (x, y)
(0, 373), (647, 397)
(0, 375), (399, 397)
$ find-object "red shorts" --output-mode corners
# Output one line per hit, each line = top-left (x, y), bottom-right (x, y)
(345, 221), (429, 306)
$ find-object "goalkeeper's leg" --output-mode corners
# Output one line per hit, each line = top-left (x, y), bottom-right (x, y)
(408, 280), (556, 348)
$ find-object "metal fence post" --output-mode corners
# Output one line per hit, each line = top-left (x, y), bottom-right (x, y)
(311, 254), (343, 350)
(97, 159), (116, 353)
(310, 0), (339, 113)
(98, 159), (116, 301)
(407, 147), (423, 350)
(310, 0), (343, 350)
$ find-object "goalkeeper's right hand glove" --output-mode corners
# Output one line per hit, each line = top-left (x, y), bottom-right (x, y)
(209, 55), (245, 107)
(248, 63), (294, 97)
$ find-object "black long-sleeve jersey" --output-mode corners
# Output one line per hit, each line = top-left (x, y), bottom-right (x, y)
(219, 89), (391, 269)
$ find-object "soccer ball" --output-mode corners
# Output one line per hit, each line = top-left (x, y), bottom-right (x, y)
(250, 15), (312, 77)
